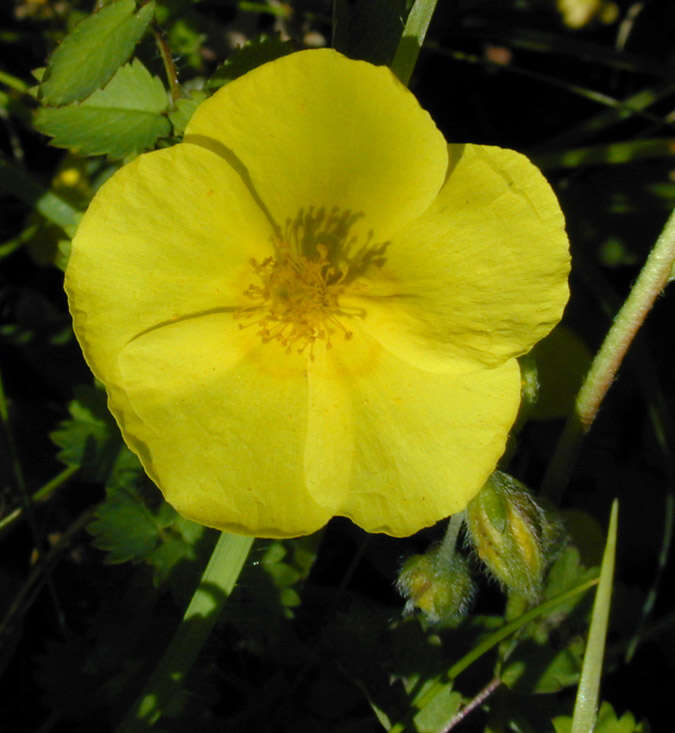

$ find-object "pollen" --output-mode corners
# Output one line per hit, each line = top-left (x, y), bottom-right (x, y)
(235, 242), (357, 357)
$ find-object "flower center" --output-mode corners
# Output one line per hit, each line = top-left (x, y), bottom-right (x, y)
(235, 242), (357, 356)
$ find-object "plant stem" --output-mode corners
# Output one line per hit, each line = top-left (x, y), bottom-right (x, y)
(443, 677), (501, 732)
(152, 22), (180, 106)
(390, 0), (440, 85)
(0, 368), (66, 633)
(388, 573), (599, 733)
(436, 512), (465, 568)
(0, 465), (79, 537)
(0, 68), (29, 93)
(542, 207), (675, 503)
(116, 531), (254, 733)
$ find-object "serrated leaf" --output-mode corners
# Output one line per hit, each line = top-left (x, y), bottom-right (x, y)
(148, 536), (196, 586)
(501, 636), (585, 693)
(207, 35), (296, 90)
(50, 384), (125, 481)
(553, 701), (650, 733)
(413, 682), (463, 733)
(35, 60), (171, 158)
(89, 486), (161, 564)
(40, 0), (156, 105)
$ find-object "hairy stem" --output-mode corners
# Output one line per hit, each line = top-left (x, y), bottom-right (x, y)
(542, 207), (675, 503)
(443, 677), (501, 732)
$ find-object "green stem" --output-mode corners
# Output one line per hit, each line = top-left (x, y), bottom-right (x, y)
(436, 512), (464, 568)
(0, 367), (66, 632)
(0, 154), (81, 236)
(0, 465), (79, 537)
(116, 531), (254, 732)
(390, 0), (440, 85)
(152, 23), (180, 106)
(389, 574), (599, 733)
(542, 207), (675, 503)
(0, 68), (29, 93)
(571, 500), (618, 733)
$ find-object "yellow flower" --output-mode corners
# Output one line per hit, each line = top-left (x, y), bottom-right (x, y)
(65, 49), (569, 539)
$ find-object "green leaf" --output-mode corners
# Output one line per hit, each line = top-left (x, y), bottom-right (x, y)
(169, 89), (208, 136)
(500, 636), (585, 693)
(207, 34), (295, 90)
(554, 701), (650, 733)
(88, 486), (161, 564)
(413, 681), (462, 733)
(35, 60), (171, 159)
(39, 0), (156, 105)
(50, 384), (126, 481)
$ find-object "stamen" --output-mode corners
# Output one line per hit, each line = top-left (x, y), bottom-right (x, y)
(235, 240), (361, 358)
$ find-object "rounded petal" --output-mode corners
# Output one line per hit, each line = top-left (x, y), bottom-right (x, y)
(185, 49), (448, 241)
(65, 143), (276, 382)
(112, 315), (333, 538)
(312, 331), (522, 536)
(347, 144), (570, 371)
(306, 331), (520, 537)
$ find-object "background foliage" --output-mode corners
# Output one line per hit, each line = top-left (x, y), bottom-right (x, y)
(2, 1), (674, 731)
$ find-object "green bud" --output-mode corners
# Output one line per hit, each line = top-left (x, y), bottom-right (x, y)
(465, 471), (560, 601)
(397, 548), (475, 624)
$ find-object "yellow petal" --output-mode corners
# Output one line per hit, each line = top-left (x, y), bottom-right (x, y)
(324, 330), (522, 536)
(185, 49), (448, 241)
(113, 315), (333, 538)
(347, 144), (570, 372)
(65, 143), (276, 382)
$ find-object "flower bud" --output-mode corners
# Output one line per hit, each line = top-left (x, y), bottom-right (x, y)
(397, 548), (475, 624)
(465, 472), (560, 601)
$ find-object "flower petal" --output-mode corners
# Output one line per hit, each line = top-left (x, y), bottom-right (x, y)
(65, 143), (276, 382)
(323, 331), (522, 536)
(347, 144), (570, 371)
(185, 49), (448, 240)
(112, 315), (333, 538)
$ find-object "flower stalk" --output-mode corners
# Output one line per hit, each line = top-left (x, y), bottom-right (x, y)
(543, 206), (675, 503)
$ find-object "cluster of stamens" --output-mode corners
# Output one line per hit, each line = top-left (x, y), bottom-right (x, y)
(235, 242), (358, 358)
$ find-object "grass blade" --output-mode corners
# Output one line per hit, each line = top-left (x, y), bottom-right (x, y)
(570, 500), (619, 733)
(391, 0), (440, 85)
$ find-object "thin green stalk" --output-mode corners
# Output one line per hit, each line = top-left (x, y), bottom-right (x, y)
(0, 154), (81, 236)
(427, 43), (668, 128)
(436, 512), (465, 568)
(151, 22), (180, 106)
(0, 507), (95, 639)
(0, 367), (66, 632)
(389, 573), (599, 733)
(542, 207), (675, 503)
(116, 531), (254, 733)
(0, 68), (29, 93)
(390, 0), (440, 85)
(0, 465), (79, 536)
(570, 500), (618, 733)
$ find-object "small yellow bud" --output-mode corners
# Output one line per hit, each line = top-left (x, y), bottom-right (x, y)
(466, 472), (560, 601)
(397, 549), (475, 624)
